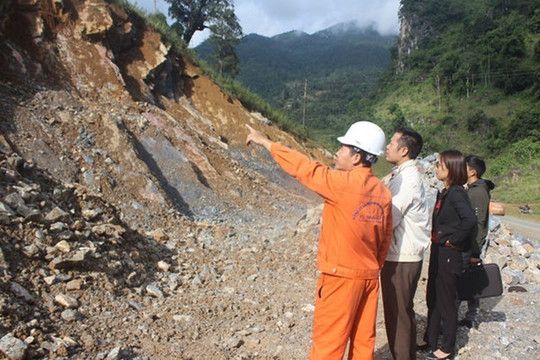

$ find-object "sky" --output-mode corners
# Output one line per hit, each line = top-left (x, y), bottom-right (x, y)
(129, 0), (401, 47)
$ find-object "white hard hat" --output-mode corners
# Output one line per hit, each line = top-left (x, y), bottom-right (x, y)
(337, 121), (386, 156)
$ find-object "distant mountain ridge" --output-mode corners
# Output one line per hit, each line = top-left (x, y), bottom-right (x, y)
(196, 22), (397, 137)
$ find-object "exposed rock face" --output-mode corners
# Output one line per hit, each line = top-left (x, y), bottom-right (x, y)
(0, 0), (326, 229)
(0, 1), (538, 359)
(397, 13), (427, 73)
(74, 0), (114, 37)
(0, 0), (325, 358)
(396, 2), (433, 73)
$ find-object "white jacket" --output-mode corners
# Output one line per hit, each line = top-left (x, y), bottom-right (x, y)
(384, 160), (431, 262)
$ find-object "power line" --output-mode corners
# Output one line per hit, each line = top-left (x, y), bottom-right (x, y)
(356, 66), (540, 88)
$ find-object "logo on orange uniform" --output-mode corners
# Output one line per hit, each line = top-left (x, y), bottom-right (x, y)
(352, 202), (385, 224)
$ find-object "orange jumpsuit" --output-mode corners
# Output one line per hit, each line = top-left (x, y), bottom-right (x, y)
(270, 143), (393, 360)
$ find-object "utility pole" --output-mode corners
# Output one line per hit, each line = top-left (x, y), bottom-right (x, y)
(302, 79), (307, 129)
(487, 50), (491, 86)
(466, 66), (470, 99)
(154, 0), (157, 13)
(436, 75), (441, 111)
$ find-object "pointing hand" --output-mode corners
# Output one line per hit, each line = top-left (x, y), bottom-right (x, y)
(246, 125), (273, 150)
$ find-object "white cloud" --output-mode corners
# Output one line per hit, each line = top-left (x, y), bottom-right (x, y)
(129, 0), (400, 46)
(234, 0), (400, 36)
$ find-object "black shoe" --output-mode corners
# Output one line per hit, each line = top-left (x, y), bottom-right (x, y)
(425, 350), (454, 360)
(458, 319), (473, 328)
(416, 342), (430, 351)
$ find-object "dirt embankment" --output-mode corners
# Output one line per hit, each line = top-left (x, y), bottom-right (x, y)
(0, 0), (328, 358)
(0, 1), (539, 360)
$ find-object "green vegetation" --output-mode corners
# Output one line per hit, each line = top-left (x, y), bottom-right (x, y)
(196, 50), (316, 141)
(196, 24), (395, 147)
(357, 0), (540, 206)
(206, 6), (243, 77)
(164, 0), (241, 46)
(210, 72), (304, 136)
(164, 0), (243, 78)
(111, 0), (307, 138)
(114, 0), (540, 208)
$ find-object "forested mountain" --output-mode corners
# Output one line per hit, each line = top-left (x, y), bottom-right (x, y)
(358, 0), (540, 204)
(198, 1), (539, 206)
(196, 23), (396, 143)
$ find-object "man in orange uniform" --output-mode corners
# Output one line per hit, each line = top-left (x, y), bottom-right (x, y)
(246, 121), (393, 359)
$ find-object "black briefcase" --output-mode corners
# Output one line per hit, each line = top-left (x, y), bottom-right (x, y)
(458, 263), (503, 300)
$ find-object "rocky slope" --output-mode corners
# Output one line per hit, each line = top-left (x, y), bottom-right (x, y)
(0, 0), (325, 358)
(0, 1), (539, 359)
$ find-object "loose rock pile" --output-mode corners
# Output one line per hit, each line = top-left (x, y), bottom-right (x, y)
(1, 1), (537, 357)
(0, 146), (185, 358)
(0, 143), (318, 359)
(1, 150), (539, 359)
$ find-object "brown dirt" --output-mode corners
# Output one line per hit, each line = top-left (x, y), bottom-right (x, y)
(0, 2), (538, 360)
(0, 1), (325, 359)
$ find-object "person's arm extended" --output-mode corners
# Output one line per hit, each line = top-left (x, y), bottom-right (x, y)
(245, 124), (337, 201)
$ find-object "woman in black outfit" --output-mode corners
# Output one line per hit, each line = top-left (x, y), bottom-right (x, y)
(419, 150), (476, 360)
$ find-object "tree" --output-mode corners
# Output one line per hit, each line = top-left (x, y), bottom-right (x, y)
(505, 105), (540, 142)
(165, 0), (241, 46)
(387, 103), (407, 130)
(207, 6), (242, 77)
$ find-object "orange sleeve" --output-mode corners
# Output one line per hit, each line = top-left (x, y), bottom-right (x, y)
(270, 143), (341, 202)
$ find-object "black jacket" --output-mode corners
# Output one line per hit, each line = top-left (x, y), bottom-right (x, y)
(432, 184), (476, 250)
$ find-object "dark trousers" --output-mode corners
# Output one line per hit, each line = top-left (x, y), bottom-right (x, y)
(425, 245), (462, 353)
(381, 260), (423, 360)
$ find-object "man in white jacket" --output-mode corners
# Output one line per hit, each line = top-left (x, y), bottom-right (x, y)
(381, 128), (432, 360)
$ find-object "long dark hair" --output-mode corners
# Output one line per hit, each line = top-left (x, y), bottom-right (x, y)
(440, 150), (467, 186)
